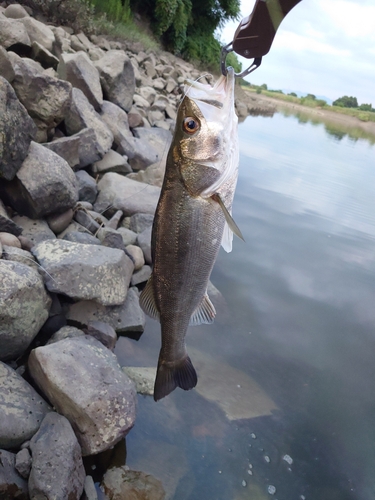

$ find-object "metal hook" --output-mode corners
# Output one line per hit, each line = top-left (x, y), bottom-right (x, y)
(221, 42), (262, 78)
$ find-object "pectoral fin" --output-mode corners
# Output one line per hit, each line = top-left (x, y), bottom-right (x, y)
(212, 193), (245, 243)
(139, 275), (160, 322)
(189, 292), (216, 326)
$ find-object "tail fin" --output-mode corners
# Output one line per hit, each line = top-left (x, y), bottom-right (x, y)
(154, 356), (197, 401)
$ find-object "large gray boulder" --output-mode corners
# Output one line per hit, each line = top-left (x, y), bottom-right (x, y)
(12, 215), (56, 246)
(0, 362), (51, 449)
(58, 51), (103, 110)
(100, 100), (135, 158)
(28, 336), (137, 456)
(67, 286), (146, 334)
(29, 412), (85, 500)
(1, 142), (78, 219)
(94, 173), (160, 216)
(18, 16), (55, 51)
(0, 261), (51, 361)
(10, 53), (72, 128)
(31, 239), (134, 306)
(0, 449), (28, 500)
(94, 50), (135, 112)
(65, 87), (113, 157)
(0, 76), (36, 180)
(0, 17), (31, 48)
(42, 134), (80, 169)
(0, 46), (15, 83)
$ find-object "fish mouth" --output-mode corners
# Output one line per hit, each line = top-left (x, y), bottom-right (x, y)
(183, 67), (235, 111)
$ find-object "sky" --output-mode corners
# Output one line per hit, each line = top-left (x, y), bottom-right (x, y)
(218, 0), (375, 104)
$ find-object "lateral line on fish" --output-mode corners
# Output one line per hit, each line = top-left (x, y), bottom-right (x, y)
(211, 193), (245, 242)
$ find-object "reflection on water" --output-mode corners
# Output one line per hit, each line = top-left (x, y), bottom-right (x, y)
(279, 107), (375, 145)
(115, 111), (375, 500)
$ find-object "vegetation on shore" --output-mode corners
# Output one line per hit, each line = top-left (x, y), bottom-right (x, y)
(241, 82), (375, 123)
(22, 0), (241, 72)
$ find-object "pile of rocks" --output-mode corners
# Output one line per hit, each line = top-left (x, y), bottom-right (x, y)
(0, 2), (223, 498)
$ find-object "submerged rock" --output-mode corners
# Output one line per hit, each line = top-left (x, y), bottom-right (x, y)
(101, 467), (165, 500)
(0, 449), (28, 500)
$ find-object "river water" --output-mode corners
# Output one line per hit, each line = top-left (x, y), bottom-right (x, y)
(115, 110), (375, 500)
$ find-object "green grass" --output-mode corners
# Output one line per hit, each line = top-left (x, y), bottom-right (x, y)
(242, 87), (375, 123)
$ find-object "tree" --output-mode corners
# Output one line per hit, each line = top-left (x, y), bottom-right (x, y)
(359, 103), (374, 112)
(306, 93), (316, 100)
(333, 95), (358, 108)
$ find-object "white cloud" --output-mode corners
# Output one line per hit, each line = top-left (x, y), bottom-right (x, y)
(219, 0), (375, 104)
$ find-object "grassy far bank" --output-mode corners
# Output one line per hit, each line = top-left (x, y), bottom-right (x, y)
(241, 85), (375, 124)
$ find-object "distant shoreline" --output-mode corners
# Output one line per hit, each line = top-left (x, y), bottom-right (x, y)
(240, 89), (375, 139)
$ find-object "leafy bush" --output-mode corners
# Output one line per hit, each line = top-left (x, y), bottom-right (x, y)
(333, 95), (358, 108)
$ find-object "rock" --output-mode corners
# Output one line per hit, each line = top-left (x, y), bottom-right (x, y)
(138, 85), (156, 105)
(19, 16), (55, 51)
(83, 475), (98, 500)
(1, 142), (78, 219)
(29, 412), (85, 500)
(58, 51), (103, 110)
(63, 230), (101, 245)
(28, 336), (137, 456)
(31, 40), (59, 69)
(137, 225), (152, 264)
(0, 362), (50, 448)
(47, 325), (85, 345)
(42, 134), (81, 168)
(122, 367), (155, 396)
(1, 245), (39, 272)
(130, 136), (159, 171)
(11, 215), (56, 245)
(3, 4), (30, 19)
(106, 210), (123, 230)
(0, 46), (15, 83)
(125, 244), (144, 271)
(128, 106), (143, 128)
(94, 50), (135, 112)
(129, 212), (154, 233)
(94, 173), (160, 217)
(65, 87), (113, 157)
(0, 231), (21, 248)
(32, 239), (134, 306)
(74, 208), (101, 234)
(133, 94), (150, 108)
(0, 17), (30, 48)
(117, 227), (137, 246)
(0, 449), (28, 499)
(131, 264), (152, 286)
(46, 208), (74, 234)
(10, 53), (72, 128)
(86, 320), (117, 350)
(67, 286), (146, 335)
(15, 448), (32, 479)
(127, 161), (166, 188)
(75, 32), (93, 51)
(98, 228), (126, 251)
(100, 100), (135, 159)
(101, 467), (165, 500)
(0, 76), (36, 181)
(0, 262), (51, 361)
(76, 127), (106, 168)
(132, 127), (172, 164)
(92, 149), (131, 175)
(76, 170), (98, 203)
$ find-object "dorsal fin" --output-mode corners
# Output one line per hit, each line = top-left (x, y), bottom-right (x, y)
(189, 292), (216, 326)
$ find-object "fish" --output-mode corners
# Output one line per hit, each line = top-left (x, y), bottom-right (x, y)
(140, 67), (242, 401)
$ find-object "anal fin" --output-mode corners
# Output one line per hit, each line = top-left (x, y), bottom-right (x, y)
(139, 275), (160, 322)
(189, 292), (216, 326)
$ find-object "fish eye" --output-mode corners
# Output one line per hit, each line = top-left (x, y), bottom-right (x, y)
(183, 117), (200, 134)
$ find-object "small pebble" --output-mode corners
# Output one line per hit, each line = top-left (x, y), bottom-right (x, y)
(242, 480), (247, 487)
(250, 433), (256, 439)
(268, 485), (276, 495)
(282, 454), (293, 465)
(264, 455), (271, 463)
